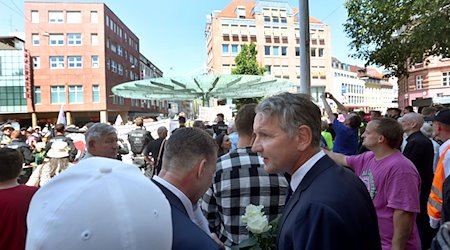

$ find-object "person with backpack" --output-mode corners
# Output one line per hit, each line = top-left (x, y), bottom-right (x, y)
(128, 117), (153, 171)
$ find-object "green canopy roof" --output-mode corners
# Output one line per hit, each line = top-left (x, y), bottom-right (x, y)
(112, 74), (297, 101)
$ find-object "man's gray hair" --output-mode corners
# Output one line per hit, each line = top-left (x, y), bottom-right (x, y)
(256, 92), (322, 147)
(84, 123), (117, 150)
(399, 112), (424, 128)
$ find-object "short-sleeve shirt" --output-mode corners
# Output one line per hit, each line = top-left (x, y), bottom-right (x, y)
(347, 151), (421, 250)
(332, 119), (359, 155)
(0, 185), (38, 250)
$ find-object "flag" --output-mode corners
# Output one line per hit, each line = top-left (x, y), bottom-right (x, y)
(57, 105), (66, 126)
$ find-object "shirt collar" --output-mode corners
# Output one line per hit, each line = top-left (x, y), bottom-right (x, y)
(153, 176), (195, 220)
(290, 150), (325, 192)
(440, 139), (450, 156)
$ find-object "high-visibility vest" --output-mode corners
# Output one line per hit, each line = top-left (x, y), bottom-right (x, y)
(428, 145), (450, 220)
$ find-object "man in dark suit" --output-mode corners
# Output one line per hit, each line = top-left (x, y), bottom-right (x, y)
(251, 92), (381, 250)
(400, 112), (436, 249)
(152, 127), (222, 250)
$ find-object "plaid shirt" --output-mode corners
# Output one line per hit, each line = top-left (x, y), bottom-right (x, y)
(201, 147), (288, 247)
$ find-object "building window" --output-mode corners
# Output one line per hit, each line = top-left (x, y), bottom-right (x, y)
(281, 46), (287, 56)
(280, 17), (287, 23)
(32, 34), (39, 46)
(265, 65), (271, 75)
(111, 60), (117, 73)
(31, 10), (39, 23)
(34, 86), (41, 104)
(69, 85), (83, 103)
(117, 45), (123, 56)
(443, 72), (450, 86)
(118, 64), (123, 76)
(222, 44), (229, 54)
(231, 45), (238, 55)
(91, 33), (98, 45)
(311, 48), (316, 57)
(264, 16), (270, 22)
(91, 56), (99, 68)
(49, 34), (64, 46)
(90, 11), (98, 23)
(318, 48), (324, 57)
(264, 46), (271, 56)
(66, 11), (82, 23)
(50, 56), (64, 69)
(273, 46), (279, 56)
(48, 11), (64, 23)
(32, 56), (40, 69)
(272, 17), (279, 23)
(51, 86), (65, 104)
(67, 33), (82, 46)
(92, 85), (100, 103)
(295, 47), (300, 57)
(416, 75), (423, 89)
(68, 56), (82, 68)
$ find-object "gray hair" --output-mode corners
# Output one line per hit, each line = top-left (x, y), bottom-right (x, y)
(162, 127), (217, 172)
(84, 123), (117, 150)
(420, 122), (433, 138)
(256, 92), (322, 147)
(400, 112), (424, 128)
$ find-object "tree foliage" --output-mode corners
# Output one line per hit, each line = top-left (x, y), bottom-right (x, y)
(231, 43), (266, 75)
(344, 0), (450, 77)
(231, 43), (265, 109)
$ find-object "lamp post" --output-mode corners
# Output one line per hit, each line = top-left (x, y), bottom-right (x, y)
(299, 0), (311, 95)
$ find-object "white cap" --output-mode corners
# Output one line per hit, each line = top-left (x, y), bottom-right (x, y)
(26, 157), (172, 250)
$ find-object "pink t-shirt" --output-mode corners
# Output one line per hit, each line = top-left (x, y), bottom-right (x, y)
(347, 151), (421, 250)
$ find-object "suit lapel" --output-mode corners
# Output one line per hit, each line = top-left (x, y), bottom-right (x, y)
(277, 155), (335, 243)
(152, 179), (189, 217)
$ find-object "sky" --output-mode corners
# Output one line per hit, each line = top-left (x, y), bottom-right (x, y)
(0, 0), (367, 76)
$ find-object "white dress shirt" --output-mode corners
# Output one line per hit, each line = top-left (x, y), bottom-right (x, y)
(290, 150), (326, 192)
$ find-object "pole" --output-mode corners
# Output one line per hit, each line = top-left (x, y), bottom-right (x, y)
(299, 0), (311, 95)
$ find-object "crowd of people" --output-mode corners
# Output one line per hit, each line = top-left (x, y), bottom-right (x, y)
(1, 92), (450, 249)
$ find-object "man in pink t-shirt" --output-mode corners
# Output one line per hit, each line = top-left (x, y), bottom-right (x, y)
(326, 118), (421, 250)
(0, 148), (38, 250)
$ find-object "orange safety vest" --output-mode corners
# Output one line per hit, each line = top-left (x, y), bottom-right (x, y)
(428, 145), (450, 220)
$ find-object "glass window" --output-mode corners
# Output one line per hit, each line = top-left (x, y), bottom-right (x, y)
(69, 85), (83, 103)
(111, 60), (117, 73)
(34, 86), (41, 104)
(280, 17), (287, 23)
(117, 45), (123, 56)
(49, 33), (64, 46)
(273, 46), (279, 56)
(91, 33), (98, 45)
(318, 48), (324, 57)
(118, 64), (123, 76)
(222, 44), (229, 54)
(264, 16), (270, 22)
(90, 11), (98, 23)
(295, 47), (300, 56)
(443, 72), (450, 86)
(310, 48), (316, 57)
(66, 11), (82, 23)
(50, 56), (64, 69)
(92, 85), (100, 103)
(68, 56), (82, 68)
(91, 56), (99, 68)
(272, 17), (279, 23)
(416, 75), (423, 89)
(51, 86), (65, 104)
(67, 33), (82, 46)
(265, 46), (271, 56)
(281, 46), (287, 56)
(31, 10), (39, 23)
(48, 11), (64, 23)
(231, 45), (238, 55)
(32, 56), (40, 69)
(32, 34), (39, 46)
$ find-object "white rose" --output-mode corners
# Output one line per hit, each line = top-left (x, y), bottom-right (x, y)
(242, 204), (271, 234)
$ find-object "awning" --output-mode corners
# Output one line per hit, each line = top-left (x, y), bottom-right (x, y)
(112, 74), (297, 101)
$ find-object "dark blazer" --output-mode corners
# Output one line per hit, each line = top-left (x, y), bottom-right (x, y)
(152, 180), (220, 250)
(277, 155), (381, 250)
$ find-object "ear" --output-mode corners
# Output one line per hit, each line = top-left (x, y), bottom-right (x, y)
(196, 158), (208, 178)
(296, 125), (312, 151)
(88, 140), (95, 149)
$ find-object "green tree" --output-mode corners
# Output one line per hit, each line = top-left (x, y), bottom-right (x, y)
(231, 43), (265, 109)
(344, 0), (450, 77)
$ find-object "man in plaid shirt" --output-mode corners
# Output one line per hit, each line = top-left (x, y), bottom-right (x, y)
(202, 104), (289, 247)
